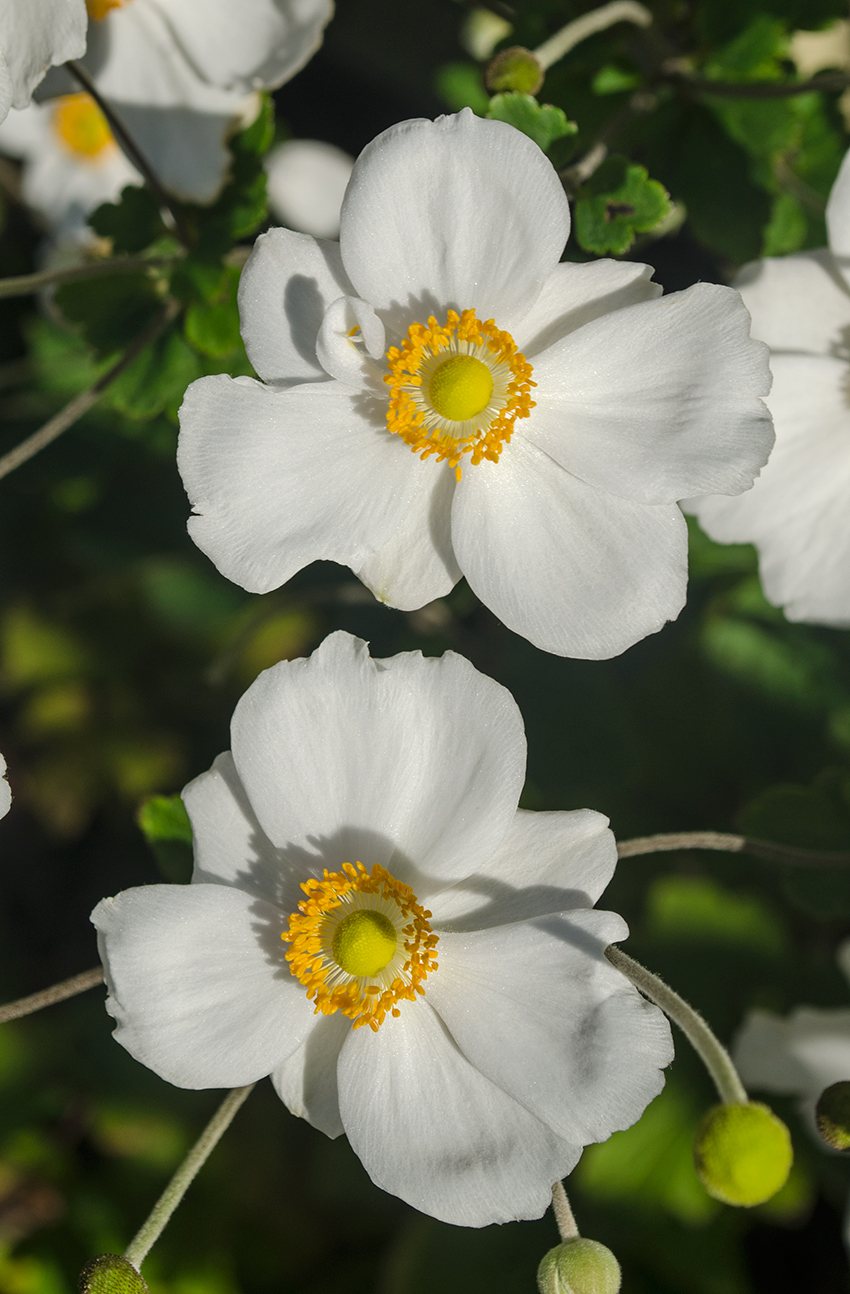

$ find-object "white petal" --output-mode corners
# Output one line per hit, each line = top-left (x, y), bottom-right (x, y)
(736, 250), (850, 355)
(735, 1007), (850, 1097)
(429, 913), (672, 1145)
(229, 631), (527, 894)
(237, 227), (354, 386)
(451, 436), (689, 659)
(433, 809), (617, 929)
(266, 139), (353, 239)
(92, 884), (316, 1088)
(339, 110), (569, 337)
(827, 146), (850, 287)
(525, 283), (773, 505)
(355, 458), (462, 609)
(315, 295), (385, 388)
(270, 1011), (350, 1138)
(0, 0), (86, 112)
(183, 751), (306, 913)
(0, 751), (10, 819)
(149, 0), (332, 94)
(691, 354), (850, 625)
(177, 375), (420, 594)
(515, 259), (661, 360)
(0, 56), (11, 126)
(337, 1000), (580, 1225)
(107, 101), (247, 204)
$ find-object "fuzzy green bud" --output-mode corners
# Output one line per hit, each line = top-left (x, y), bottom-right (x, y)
(537, 1239), (622, 1294)
(79, 1256), (148, 1294)
(484, 46), (544, 96)
(694, 1101), (793, 1206)
(815, 1080), (850, 1151)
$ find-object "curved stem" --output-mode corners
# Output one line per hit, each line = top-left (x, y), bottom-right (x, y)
(616, 830), (850, 867)
(0, 256), (179, 300)
(535, 1), (652, 71)
(669, 68), (850, 98)
(0, 966), (103, 1024)
(0, 296), (180, 482)
(606, 946), (747, 1105)
(551, 1181), (580, 1241)
(124, 1084), (255, 1271)
(66, 62), (192, 250)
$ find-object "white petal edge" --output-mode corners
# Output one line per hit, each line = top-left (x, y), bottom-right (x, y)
(337, 1000), (581, 1225)
(827, 146), (850, 288)
(515, 259), (661, 360)
(734, 1006), (850, 1097)
(0, 0), (86, 112)
(270, 1011), (350, 1138)
(451, 435), (689, 659)
(736, 249), (850, 356)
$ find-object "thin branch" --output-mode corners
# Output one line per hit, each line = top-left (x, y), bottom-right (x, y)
(0, 966), (103, 1024)
(551, 1181), (580, 1241)
(124, 1084), (255, 1270)
(616, 830), (850, 867)
(66, 62), (192, 250)
(535, 1), (652, 72)
(0, 297), (180, 482)
(0, 255), (180, 301)
(669, 69), (850, 99)
(606, 946), (747, 1105)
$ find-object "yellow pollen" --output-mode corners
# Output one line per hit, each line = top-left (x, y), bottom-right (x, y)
(332, 909), (397, 977)
(384, 307), (536, 480)
(52, 95), (113, 159)
(429, 354), (493, 421)
(281, 861), (439, 1032)
(86, 0), (132, 19)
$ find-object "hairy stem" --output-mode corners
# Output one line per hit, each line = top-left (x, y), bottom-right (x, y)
(606, 946), (747, 1105)
(124, 1085), (255, 1270)
(0, 966), (103, 1024)
(551, 1181), (580, 1241)
(0, 256), (179, 300)
(66, 61), (192, 249)
(616, 830), (850, 867)
(535, 1), (652, 71)
(0, 297), (180, 482)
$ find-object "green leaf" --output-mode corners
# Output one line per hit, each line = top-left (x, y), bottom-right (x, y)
(700, 615), (840, 711)
(762, 190), (807, 255)
(435, 62), (490, 114)
(592, 63), (641, 95)
(137, 793), (193, 846)
(89, 185), (168, 254)
(645, 875), (787, 955)
(54, 273), (160, 354)
(705, 16), (789, 82)
(184, 265), (242, 358)
(188, 99), (274, 260)
(106, 327), (201, 422)
(573, 158), (671, 255)
(486, 92), (577, 152)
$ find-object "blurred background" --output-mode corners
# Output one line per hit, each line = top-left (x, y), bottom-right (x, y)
(1, 0), (850, 1290)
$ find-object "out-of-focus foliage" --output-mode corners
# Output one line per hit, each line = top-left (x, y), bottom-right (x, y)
(0, 1), (849, 1293)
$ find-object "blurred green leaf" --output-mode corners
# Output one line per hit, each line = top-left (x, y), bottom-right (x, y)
(106, 327), (201, 422)
(592, 64), (641, 95)
(646, 875), (787, 954)
(184, 267), (242, 358)
(54, 274), (160, 356)
(486, 93), (577, 151)
(89, 186), (168, 255)
(435, 62), (490, 114)
(137, 794), (192, 846)
(574, 158), (671, 255)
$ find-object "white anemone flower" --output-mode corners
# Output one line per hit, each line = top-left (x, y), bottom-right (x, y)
(0, 93), (139, 240)
(0, 0), (88, 124)
(92, 631), (673, 1226)
(265, 138), (353, 239)
(37, 0), (333, 204)
(177, 110), (773, 660)
(689, 147), (850, 627)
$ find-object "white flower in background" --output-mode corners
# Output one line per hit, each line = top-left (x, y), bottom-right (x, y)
(178, 111), (773, 660)
(37, 0), (334, 204)
(92, 631), (673, 1226)
(265, 138), (353, 239)
(689, 147), (850, 627)
(0, 93), (139, 240)
(0, 752), (10, 819)
(0, 0), (88, 124)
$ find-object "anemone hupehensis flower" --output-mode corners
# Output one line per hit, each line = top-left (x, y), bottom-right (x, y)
(177, 110), (774, 660)
(689, 147), (850, 627)
(92, 631), (673, 1226)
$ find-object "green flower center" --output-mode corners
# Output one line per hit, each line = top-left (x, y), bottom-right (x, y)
(331, 909), (398, 977)
(428, 354), (494, 421)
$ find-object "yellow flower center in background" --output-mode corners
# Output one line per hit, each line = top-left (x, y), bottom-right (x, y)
(332, 909), (397, 977)
(282, 861), (439, 1031)
(86, 0), (132, 19)
(52, 94), (114, 159)
(384, 308), (536, 481)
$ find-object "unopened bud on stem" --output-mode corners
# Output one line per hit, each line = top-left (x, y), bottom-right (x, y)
(816, 1080), (850, 1151)
(537, 1238), (622, 1294)
(484, 46), (544, 96)
(694, 1101), (792, 1206)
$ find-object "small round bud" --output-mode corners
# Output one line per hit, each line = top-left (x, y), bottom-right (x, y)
(693, 1101), (792, 1207)
(484, 46), (544, 96)
(79, 1256), (148, 1294)
(537, 1238), (622, 1294)
(816, 1080), (850, 1150)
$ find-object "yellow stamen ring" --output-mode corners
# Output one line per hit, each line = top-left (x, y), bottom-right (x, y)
(281, 862), (439, 1032)
(52, 94), (114, 159)
(383, 307), (536, 481)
